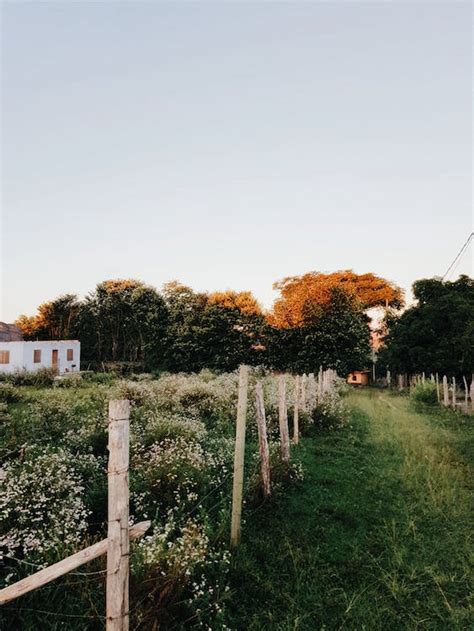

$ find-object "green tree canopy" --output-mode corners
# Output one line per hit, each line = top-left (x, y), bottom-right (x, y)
(381, 275), (474, 377)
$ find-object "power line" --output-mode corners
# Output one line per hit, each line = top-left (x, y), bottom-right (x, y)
(442, 232), (473, 280)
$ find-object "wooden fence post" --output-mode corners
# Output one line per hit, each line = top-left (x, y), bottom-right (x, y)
(386, 370), (391, 388)
(293, 375), (300, 445)
(301, 374), (307, 412)
(462, 376), (468, 412)
(442, 376), (449, 407)
(452, 377), (456, 410)
(255, 381), (271, 498)
(470, 375), (474, 412)
(435, 373), (440, 402)
(230, 365), (249, 548)
(278, 374), (290, 462)
(107, 400), (131, 631)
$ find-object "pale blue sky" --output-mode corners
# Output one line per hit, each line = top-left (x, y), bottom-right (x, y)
(1, 1), (472, 321)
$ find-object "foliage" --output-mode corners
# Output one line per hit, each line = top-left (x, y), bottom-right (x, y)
(266, 287), (372, 373)
(77, 279), (168, 367)
(162, 282), (266, 372)
(410, 381), (438, 406)
(311, 392), (349, 431)
(382, 275), (474, 378)
(228, 390), (473, 630)
(0, 383), (23, 403)
(270, 269), (404, 328)
(0, 448), (92, 571)
(15, 294), (80, 341)
(0, 368), (57, 387)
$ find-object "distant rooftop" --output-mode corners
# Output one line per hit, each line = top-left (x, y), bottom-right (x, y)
(0, 322), (23, 342)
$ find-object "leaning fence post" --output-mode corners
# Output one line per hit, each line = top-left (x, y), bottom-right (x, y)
(230, 365), (249, 548)
(278, 374), (290, 462)
(107, 400), (131, 631)
(293, 375), (300, 445)
(255, 380), (271, 498)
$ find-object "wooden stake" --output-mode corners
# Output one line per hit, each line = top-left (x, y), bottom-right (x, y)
(462, 375), (468, 411)
(301, 374), (307, 412)
(293, 375), (300, 445)
(386, 370), (391, 387)
(107, 400), (131, 631)
(442, 376), (449, 407)
(0, 522), (150, 606)
(435, 373), (440, 402)
(470, 375), (474, 412)
(452, 377), (456, 410)
(278, 374), (290, 462)
(230, 365), (249, 548)
(255, 381), (271, 498)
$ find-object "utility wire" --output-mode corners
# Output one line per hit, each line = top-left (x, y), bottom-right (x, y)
(442, 232), (473, 280)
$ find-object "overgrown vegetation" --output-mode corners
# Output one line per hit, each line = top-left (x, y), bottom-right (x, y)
(0, 369), (338, 629)
(229, 389), (473, 630)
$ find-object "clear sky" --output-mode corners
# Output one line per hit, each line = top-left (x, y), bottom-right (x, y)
(1, 1), (472, 322)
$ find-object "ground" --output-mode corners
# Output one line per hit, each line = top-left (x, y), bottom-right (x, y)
(229, 389), (473, 630)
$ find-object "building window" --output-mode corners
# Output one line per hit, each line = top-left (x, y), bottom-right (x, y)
(67, 348), (74, 361)
(0, 350), (10, 364)
(352, 374), (357, 382)
(34, 349), (42, 363)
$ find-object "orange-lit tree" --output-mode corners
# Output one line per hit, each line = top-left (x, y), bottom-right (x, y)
(270, 270), (404, 329)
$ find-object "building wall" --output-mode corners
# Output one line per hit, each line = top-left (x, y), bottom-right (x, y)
(347, 372), (370, 386)
(0, 341), (80, 374)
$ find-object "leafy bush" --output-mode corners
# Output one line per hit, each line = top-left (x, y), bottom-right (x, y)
(0, 448), (92, 573)
(0, 383), (23, 404)
(311, 392), (348, 431)
(0, 368), (57, 387)
(53, 373), (83, 388)
(410, 381), (438, 406)
(81, 370), (117, 385)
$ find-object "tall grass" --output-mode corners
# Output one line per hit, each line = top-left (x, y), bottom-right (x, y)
(229, 389), (473, 630)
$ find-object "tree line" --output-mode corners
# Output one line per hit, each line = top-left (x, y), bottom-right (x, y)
(15, 270), (472, 378)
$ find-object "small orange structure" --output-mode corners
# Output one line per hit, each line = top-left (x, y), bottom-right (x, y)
(347, 371), (370, 386)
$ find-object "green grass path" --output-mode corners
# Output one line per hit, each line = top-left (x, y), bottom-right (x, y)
(229, 389), (473, 630)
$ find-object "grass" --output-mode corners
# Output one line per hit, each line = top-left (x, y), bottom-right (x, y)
(228, 389), (473, 630)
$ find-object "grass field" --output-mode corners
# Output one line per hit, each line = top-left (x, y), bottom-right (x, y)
(229, 389), (473, 630)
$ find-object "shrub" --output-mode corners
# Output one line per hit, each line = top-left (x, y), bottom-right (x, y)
(131, 517), (231, 629)
(410, 381), (438, 406)
(0, 368), (57, 387)
(0, 448), (91, 572)
(0, 383), (23, 404)
(311, 392), (348, 431)
(81, 371), (117, 385)
(53, 373), (83, 388)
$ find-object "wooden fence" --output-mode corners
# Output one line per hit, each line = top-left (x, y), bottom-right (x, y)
(387, 371), (474, 413)
(0, 400), (150, 630)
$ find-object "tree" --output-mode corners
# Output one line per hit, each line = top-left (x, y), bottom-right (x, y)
(16, 294), (80, 340)
(271, 270), (404, 328)
(266, 287), (371, 374)
(78, 280), (168, 367)
(162, 284), (266, 372)
(381, 275), (474, 377)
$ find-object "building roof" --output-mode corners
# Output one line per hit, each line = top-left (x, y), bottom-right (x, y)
(0, 322), (23, 342)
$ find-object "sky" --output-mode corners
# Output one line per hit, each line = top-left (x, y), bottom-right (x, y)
(1, 1), (472, 322)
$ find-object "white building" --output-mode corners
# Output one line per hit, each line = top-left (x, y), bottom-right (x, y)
(0, 340), (81, 375)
